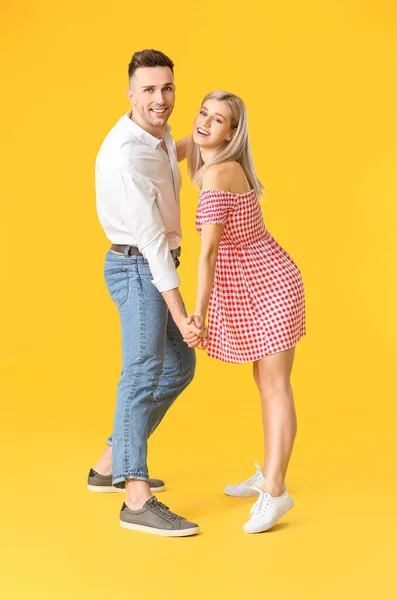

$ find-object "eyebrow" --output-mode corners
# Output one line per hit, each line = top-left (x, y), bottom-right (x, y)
(201, 105), (225, 119)
(141, 82), (175, 88)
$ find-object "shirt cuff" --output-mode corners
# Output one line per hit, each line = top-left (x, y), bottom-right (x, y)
(151, 270), (181, 293)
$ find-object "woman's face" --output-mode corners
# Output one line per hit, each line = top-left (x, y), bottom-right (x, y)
(193, 98), (234, 149)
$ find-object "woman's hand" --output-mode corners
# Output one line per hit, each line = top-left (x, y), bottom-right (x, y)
(184, 315), (209, 350)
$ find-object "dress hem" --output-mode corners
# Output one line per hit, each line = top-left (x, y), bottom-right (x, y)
(206, 333), (306, 364)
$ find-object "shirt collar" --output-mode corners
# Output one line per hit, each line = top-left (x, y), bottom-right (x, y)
(124, 110), (171, 148)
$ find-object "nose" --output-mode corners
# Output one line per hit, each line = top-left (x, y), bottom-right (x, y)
(154, 89), (166, 105)
(203, 114), (212, 128)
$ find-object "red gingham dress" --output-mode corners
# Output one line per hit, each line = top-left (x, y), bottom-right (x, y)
(196, 189), (306, 363)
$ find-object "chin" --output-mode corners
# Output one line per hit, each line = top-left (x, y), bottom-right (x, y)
(193, 134), (209, 147)
(146, 112), (168, 126)
(151, 116), (167, 126)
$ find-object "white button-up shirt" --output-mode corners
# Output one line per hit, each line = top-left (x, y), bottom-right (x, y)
(95, 110), (182, 292)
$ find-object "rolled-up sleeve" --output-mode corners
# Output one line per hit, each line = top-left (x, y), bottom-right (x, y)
(108, 167), (180, 292)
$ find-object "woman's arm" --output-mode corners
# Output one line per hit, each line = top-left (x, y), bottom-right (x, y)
(185, 164), (232, 348)
(192, 165), (231, 322)
(185, 222), (222, 349)
(194, 222), (224, 320)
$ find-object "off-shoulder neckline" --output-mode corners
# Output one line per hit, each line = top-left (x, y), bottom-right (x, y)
(200, 188), (255, 197)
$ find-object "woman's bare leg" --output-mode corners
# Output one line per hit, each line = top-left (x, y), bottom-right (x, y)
(253, 362), (269, 476)
(255, 347), (297, 496)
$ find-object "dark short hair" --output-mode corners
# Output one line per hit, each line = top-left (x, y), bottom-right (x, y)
(128, 49), (174, 80)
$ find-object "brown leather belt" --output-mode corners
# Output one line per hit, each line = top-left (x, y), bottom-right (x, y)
(111, 244), (181, 259)
(111, 244), (143, 256)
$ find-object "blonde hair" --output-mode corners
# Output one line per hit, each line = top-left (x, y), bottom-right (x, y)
(187, 90), (264, 198)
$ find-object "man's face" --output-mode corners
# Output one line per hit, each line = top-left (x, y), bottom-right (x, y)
(127, 66), (175, 129)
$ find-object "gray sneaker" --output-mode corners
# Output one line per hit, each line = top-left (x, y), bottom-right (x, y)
(87, 469), (166, 493)
(120, 497), (200, 537)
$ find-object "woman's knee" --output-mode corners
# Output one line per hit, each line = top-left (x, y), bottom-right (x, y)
(260, 375), (292, 400)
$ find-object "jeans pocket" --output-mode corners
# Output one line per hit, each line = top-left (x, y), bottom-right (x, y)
(104, 267), (129, 309)
(137, 263), (152, 277)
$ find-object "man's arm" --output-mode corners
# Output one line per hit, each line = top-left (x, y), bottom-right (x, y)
(162, 288), (207, 343)
(110, 167), (206, 340)
(112, 167), (180, 292)
(175, 135), (192, 162)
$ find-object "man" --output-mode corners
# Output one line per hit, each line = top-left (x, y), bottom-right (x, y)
(89, 49), (207, 537)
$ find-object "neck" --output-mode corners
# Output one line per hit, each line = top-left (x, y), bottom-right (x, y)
(129, 110), (166, 140)
(199, 146), (220, 164)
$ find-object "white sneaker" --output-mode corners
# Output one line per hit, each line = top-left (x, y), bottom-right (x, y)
(224, 462), (265, 497)
(243, 486), (294, 533)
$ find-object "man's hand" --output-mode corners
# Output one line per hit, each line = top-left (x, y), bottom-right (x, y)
(176, 135), (192, 162)
(183, 314), (209, 350)
(177, 314), (208, 350)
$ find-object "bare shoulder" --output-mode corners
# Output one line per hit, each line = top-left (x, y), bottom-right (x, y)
(202, 161), (250, 194)
(201, 163), (230, 191)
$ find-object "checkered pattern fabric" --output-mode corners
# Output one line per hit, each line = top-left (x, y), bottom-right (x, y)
(196, 189), (306, 363)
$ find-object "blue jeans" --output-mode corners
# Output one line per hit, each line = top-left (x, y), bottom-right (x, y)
(103, 249), (196, 485)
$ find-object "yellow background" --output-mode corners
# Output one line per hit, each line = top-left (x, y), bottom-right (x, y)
(1, 0), (396, 598)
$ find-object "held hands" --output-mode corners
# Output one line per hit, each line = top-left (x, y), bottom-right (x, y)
(182, 314), (209, 351)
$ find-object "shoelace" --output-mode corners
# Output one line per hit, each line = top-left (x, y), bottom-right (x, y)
(239, 461), (263, 487)
(150, 499), (183, 522)
(249, 487), (271, 518)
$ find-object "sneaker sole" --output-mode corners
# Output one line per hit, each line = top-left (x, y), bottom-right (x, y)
(224, 488), (259, 498)
(244, 497), (295, 534)
(120, 521), (200, 537)
(88, 484), (166, 493)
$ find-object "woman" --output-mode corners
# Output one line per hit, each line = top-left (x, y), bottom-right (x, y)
(186, 91), (306, 533)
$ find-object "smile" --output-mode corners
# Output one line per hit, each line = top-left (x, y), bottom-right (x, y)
(197, 127), (210, 136)
(151, 108), (168, 114)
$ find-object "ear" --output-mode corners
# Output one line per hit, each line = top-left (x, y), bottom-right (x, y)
(225, 128), (237, 142)
(126, 88), (135, 106)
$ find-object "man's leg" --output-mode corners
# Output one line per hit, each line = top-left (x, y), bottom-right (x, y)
(92, 309), (195, 478)
(147, 309), (196, 436)
(110, 258), (168, 488)
(98, 257), (199, 534)
(93, 243), (195, 471)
